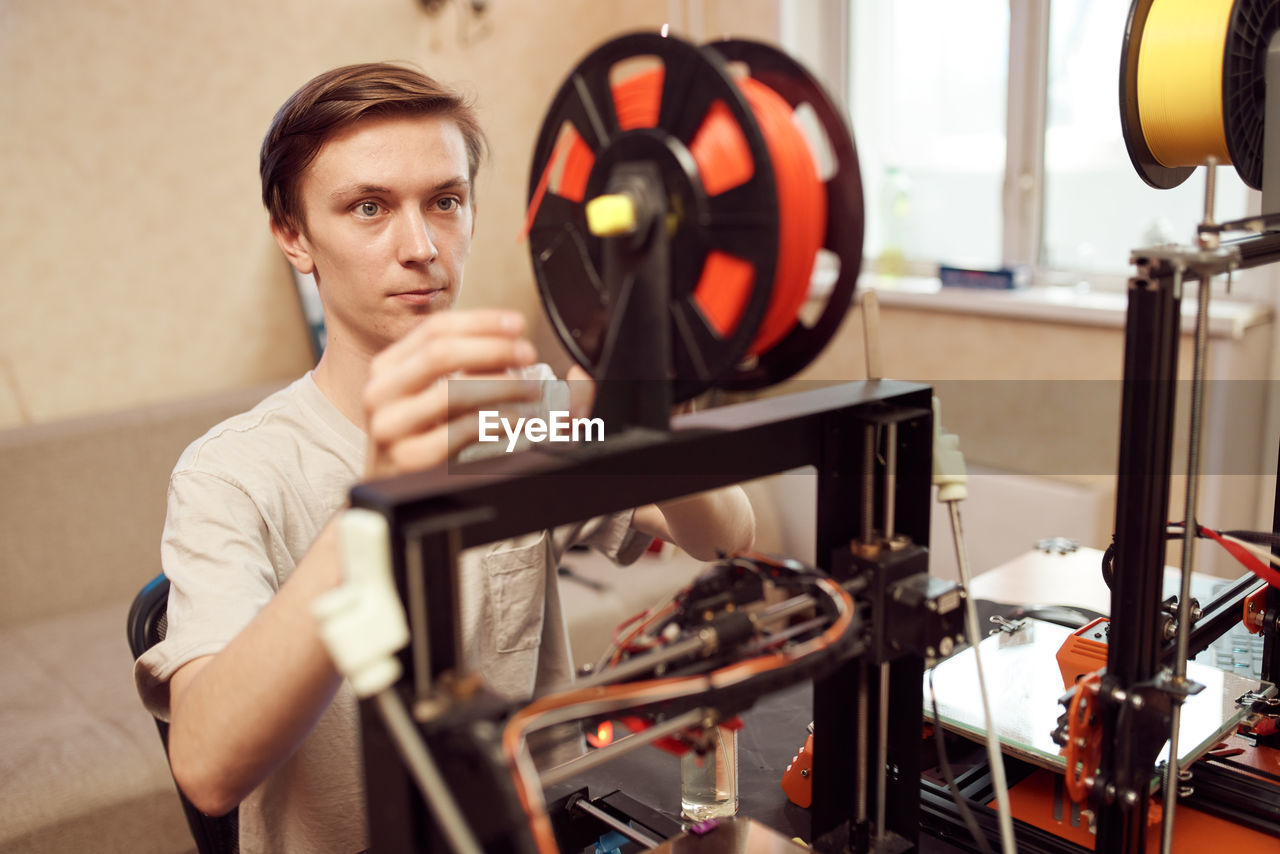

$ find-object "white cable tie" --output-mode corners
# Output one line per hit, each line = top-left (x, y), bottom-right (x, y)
(313, 508), (410, 698)
(932, 396), (967, 503)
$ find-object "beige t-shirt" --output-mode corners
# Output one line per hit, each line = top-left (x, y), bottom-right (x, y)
(134, 371), (647, 854)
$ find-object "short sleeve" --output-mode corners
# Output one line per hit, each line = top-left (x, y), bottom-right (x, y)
(133, 469), (279, 720)
(554, 510), (651, 568)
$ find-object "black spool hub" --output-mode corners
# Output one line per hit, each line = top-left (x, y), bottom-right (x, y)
(1121, 0), (1194, 190)
(1224, 0), (1280, 190)
(707, 39), (865, 391)
(526, 32), (779, 403)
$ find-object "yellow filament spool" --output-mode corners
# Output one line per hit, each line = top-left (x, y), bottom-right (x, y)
(1136, 0), (1234, 168)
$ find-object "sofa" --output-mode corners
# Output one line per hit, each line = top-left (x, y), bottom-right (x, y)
(0, 383), (291, 854)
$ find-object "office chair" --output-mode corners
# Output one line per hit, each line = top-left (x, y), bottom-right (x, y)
(127, 573), (240, 854)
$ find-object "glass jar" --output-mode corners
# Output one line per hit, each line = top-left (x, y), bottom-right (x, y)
(680, 725), (738, 822)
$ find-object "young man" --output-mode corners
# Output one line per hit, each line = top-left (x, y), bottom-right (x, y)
(134, 63), (754, 854)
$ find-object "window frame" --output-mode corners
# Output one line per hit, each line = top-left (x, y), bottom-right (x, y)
(779, 0), (1267, 296)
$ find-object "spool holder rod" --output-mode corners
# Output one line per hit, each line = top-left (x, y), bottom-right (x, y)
(1199, 157), (1217, 248)
(589, 162), (674, 433)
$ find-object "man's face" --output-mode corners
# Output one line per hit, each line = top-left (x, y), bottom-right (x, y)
(276, 112), (475, 356)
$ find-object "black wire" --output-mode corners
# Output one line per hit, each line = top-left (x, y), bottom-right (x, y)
(1221, 529), (1280, 549)
(1102, 525), (1280, 591)
(927, 669), (996, 854)
(1101, 537), (1117, 590)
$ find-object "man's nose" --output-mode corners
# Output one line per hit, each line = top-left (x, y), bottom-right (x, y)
(397, 209), (438, 265)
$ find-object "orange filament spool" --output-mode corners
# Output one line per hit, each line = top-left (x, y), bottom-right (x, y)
(525, 32), (863, 399)
(603, 67), (827, 356)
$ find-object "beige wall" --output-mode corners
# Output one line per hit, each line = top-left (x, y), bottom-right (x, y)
(794, 300), (1274, 485)
(780, 297), (1277, 576)
(0, 0), (779, 429)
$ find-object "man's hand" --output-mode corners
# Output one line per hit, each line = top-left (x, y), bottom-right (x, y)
(566, 364), (595, 420)
(363, 309), (542, 479)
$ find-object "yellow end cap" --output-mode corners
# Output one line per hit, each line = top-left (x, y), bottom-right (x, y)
(585, 193), (637, 237)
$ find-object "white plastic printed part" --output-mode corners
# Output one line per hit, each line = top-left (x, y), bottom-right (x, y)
(312, 508), (410, 698)
(931, 396), (968, 503)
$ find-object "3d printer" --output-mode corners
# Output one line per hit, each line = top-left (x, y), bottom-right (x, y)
(318, 5), (1280, 851)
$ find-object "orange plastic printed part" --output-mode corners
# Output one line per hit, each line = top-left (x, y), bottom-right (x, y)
(1245, 586), (1267, 634)
(1056, 617), (1109, 689)
(781, 732), (814, 808)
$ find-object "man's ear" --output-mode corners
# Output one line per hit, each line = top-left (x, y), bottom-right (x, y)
(270, 218), (316, 276)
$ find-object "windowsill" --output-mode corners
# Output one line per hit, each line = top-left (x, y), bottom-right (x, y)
(849, 275), (1272, 340)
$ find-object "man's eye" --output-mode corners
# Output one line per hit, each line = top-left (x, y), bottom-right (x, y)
(438, 197), (458, 211)
(356, 201), (380, 217)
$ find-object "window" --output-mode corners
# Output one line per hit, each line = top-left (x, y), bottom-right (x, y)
(849, 0), (1009, 273)
(784, 0), (1255, 289)
(1040, 0), (1249, 280)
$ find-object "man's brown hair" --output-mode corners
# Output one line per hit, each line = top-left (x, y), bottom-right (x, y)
(260, 62), (487, 232)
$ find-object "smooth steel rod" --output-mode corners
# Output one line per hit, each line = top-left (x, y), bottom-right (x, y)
(1160, 268), (1214, 854)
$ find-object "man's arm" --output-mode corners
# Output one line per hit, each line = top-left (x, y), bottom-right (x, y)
(167, 520), (345, 816)
(632, 486), (756, 561)
(166, 310), (540, 815)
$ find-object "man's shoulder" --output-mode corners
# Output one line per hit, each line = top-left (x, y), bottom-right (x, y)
(174, 376), (316, 477)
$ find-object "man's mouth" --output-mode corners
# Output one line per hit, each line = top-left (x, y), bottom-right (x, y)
(391, 287), (446, 305)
